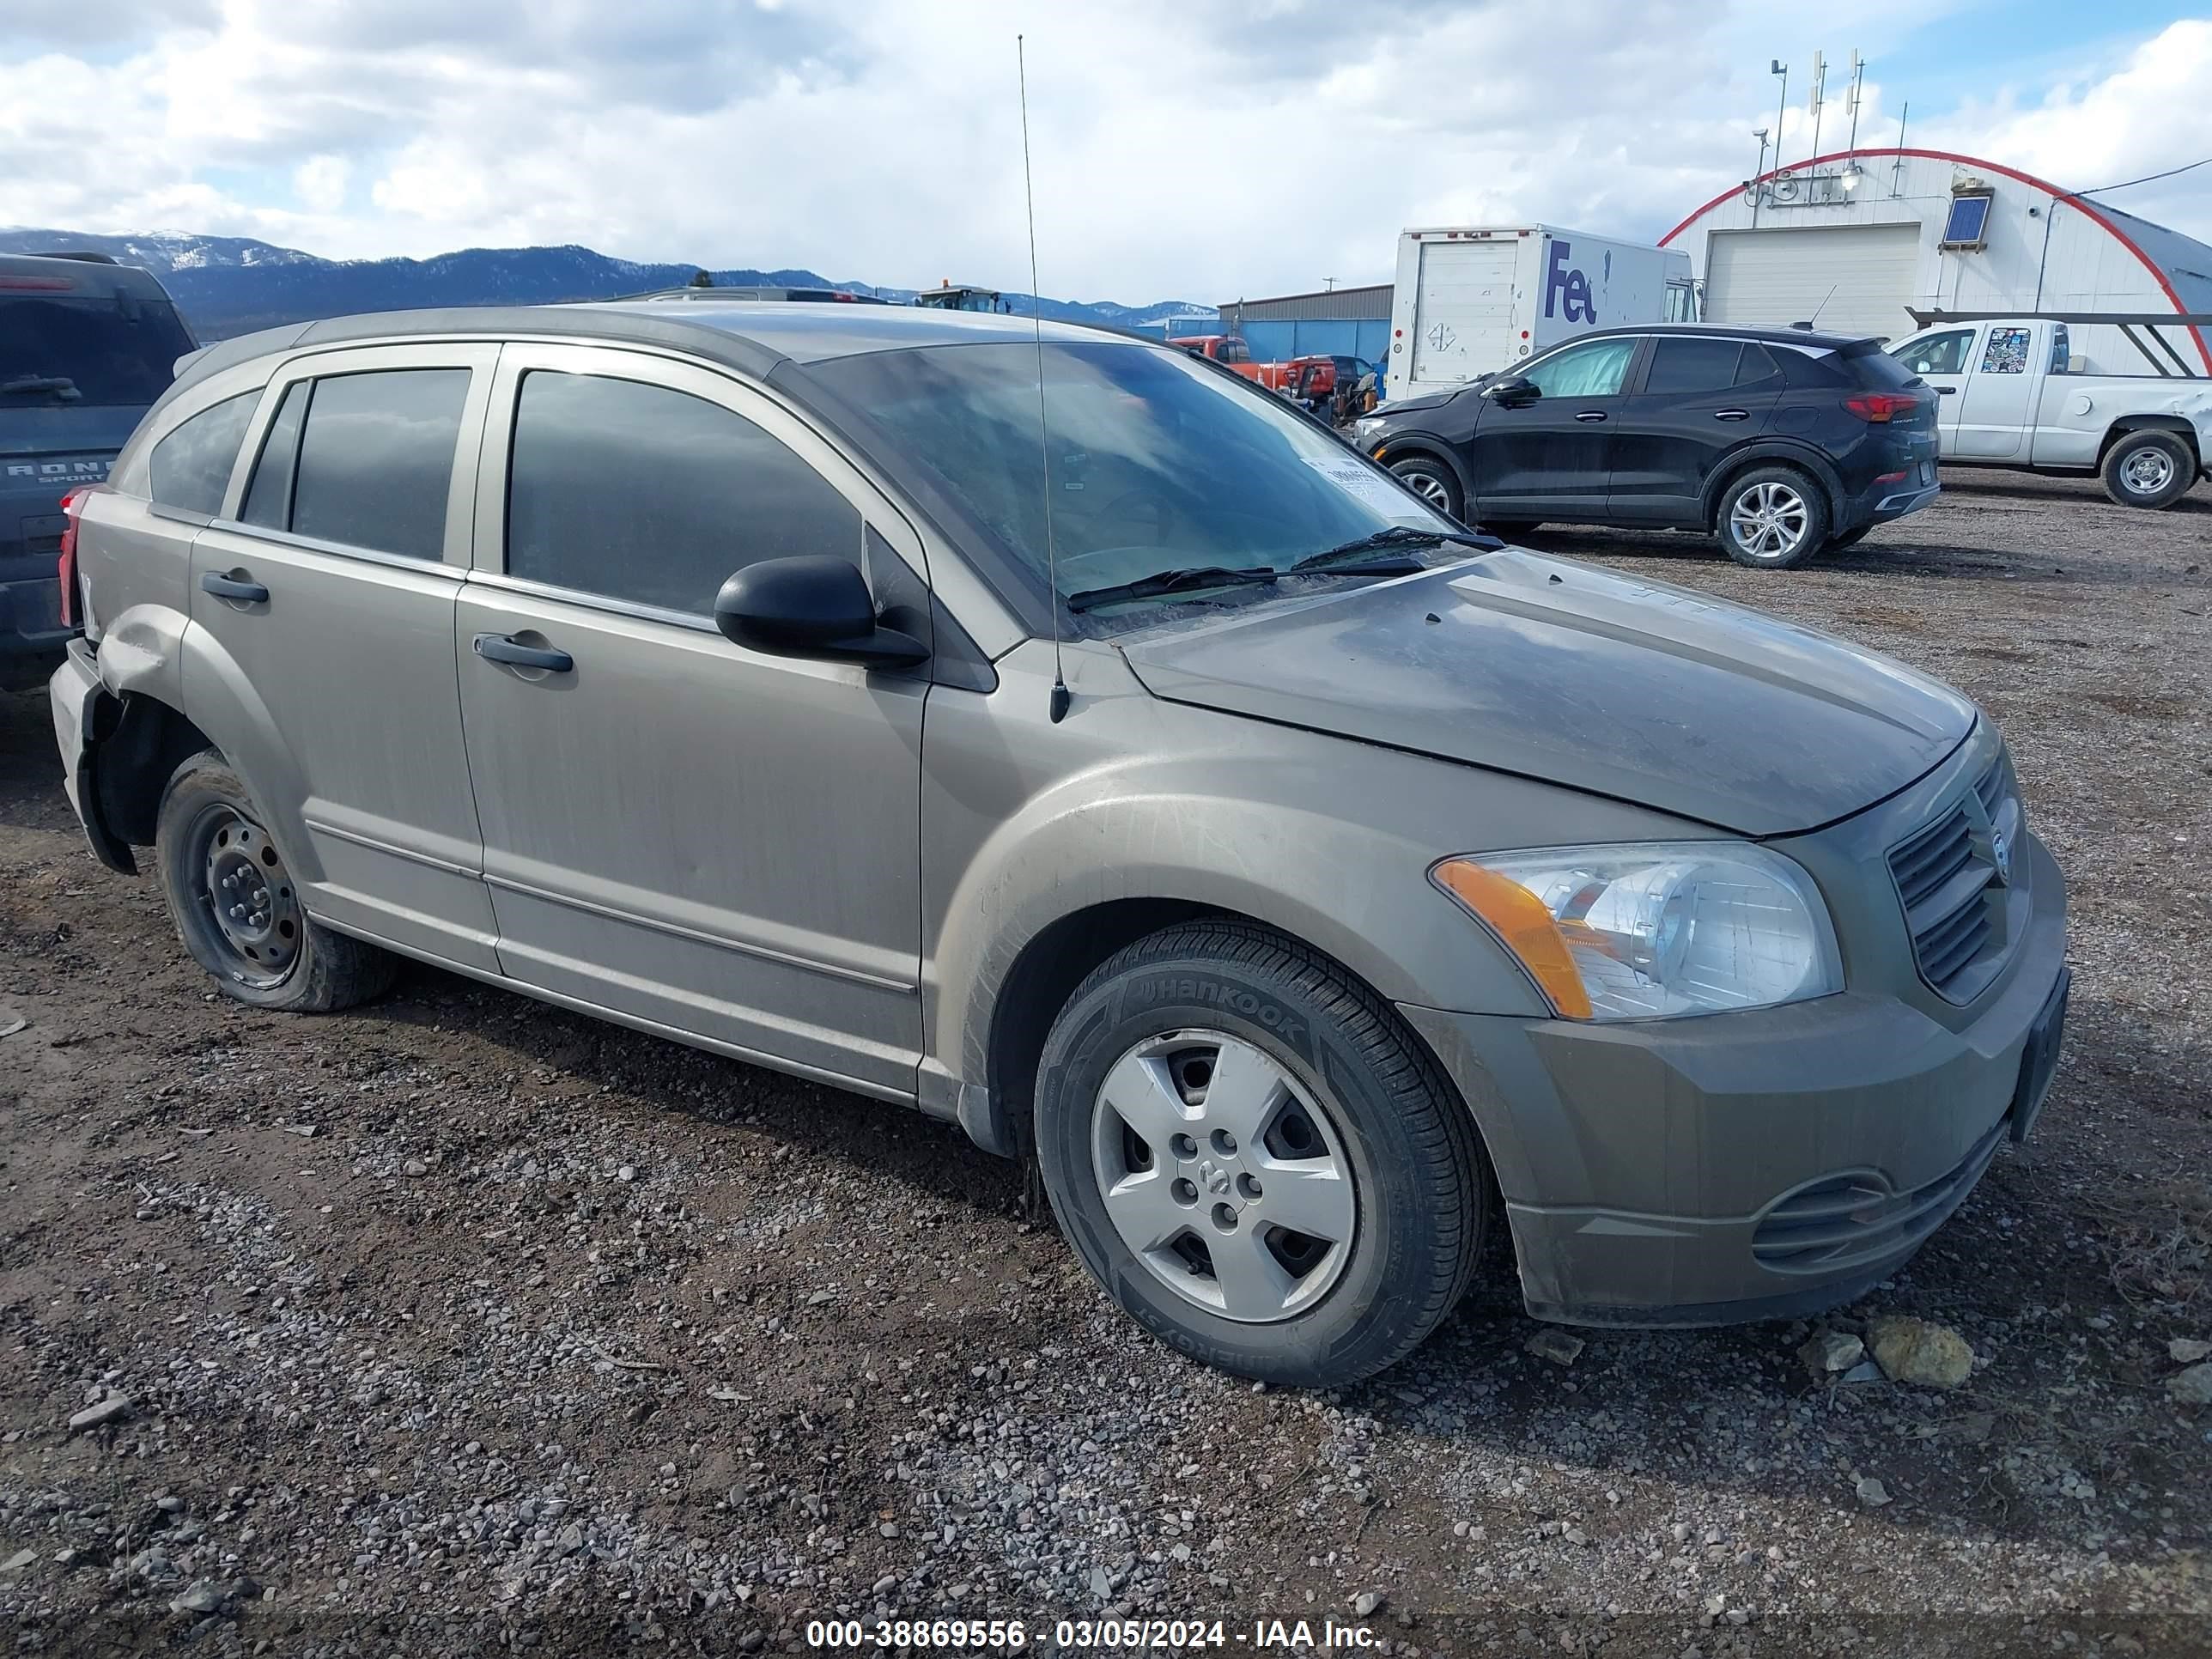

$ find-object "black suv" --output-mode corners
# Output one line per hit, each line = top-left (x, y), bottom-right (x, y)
(1355, 325), (1940, 568)
(2, 251), (196, 688)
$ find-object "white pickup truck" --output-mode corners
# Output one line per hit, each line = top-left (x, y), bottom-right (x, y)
(1885, 313), (2211, 508)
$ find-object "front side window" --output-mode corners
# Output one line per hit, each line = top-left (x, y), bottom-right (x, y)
(1894, 330), (1973, 377)
(809, 339), (1451, 614)
(1522, 336), (1638, 399)
(148, 389), (260, 516)
(288, 368), (470, 560)
(505, 369), (862, 615)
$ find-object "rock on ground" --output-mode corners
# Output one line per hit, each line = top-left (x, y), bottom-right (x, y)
(1869, 1315), (1975, 1389)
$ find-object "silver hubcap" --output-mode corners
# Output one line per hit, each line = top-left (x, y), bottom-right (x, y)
(192, 805), (301, 986)
(1090, 1030), (1355, 1323)
(2121, 446), (2174, 495)
(1404, 471), (1452, 509)
(1729, 480), (1809, 558)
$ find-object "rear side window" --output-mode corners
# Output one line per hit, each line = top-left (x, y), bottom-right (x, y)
(241, 381), (308, 529)
(0, 294), (194, 407)
(1735, 343), (1782, 385)
(505, 369), (862, 615)
(287, 369), (470, 561)
(1980, 326), (2032, 374)
(1841, 346), (1919, 390)
(148, 390), (259, 516)
(1643, 337), (1743, 396)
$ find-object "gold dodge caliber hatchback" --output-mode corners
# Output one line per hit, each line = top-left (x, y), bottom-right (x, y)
(50, 301), (2069, 1386)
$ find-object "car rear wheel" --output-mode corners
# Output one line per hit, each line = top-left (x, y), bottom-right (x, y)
(1033, 921), (1488, 1388)
(2100, 431), (2195, 509)
(155, 750), (397, 1012)
(1717, 465), (1830, 568)
(1388, 455), (1463, 521)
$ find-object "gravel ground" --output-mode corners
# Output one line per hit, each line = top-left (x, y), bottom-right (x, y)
(2, 470), (2209, 1657)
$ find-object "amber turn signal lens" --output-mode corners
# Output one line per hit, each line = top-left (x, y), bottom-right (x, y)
(1431, 857), (1595, 1020)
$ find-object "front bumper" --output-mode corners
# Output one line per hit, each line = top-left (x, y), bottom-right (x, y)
(1400, 830), (2069, 1327)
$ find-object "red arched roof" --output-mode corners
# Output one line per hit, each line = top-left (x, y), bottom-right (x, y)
(1661, 146), (2210, 370)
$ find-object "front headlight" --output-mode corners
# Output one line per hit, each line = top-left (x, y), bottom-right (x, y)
(1353, 416), (1384, 444)
(1431, 842), (1842, 1020)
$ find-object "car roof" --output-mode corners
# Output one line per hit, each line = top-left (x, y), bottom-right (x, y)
(0, 250), (177, 303)
(164, 299), (1152, 403)
(1571, 322), (1875, 349)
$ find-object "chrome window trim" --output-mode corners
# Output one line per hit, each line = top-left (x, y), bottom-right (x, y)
(463, 567), (720, 635)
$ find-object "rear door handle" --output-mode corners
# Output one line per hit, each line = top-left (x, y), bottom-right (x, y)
(473, 633), (573, 673)
(1936, 385), (1958, 395)
(1713, 408), (1750, 422)
(1574, 410), (1608, 423)
(200, 571), (268, 604)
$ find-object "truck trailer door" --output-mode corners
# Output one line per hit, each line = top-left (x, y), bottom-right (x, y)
(1408, 240), (1516, 392)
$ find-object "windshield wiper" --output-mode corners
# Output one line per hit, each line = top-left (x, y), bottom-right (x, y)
(1291, 524), (1498, 574)
(2, 375), (83, 401)
(1064, 564), (1279, 612)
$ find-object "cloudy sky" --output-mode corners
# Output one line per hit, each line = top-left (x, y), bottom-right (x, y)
(3, 1), (2209, 304)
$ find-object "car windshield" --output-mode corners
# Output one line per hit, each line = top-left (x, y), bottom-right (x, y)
(809, 340), (1450, 615)
(0, 294), (194, 406)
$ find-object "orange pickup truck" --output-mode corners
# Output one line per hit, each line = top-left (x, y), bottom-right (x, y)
(1168, 334), (1296, 393)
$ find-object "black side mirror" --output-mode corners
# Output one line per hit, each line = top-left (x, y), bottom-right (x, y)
(1485, 375), (1537, 404)
(713, 556), (928, 669)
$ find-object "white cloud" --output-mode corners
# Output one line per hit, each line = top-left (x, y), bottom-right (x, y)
(292, 154), (349, 214)
(1, 2), (2206, 303)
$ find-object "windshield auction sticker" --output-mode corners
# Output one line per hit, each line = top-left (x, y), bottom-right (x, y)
(1301, 455), (1433, 523)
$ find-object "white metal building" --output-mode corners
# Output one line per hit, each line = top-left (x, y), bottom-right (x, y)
(1662, 147), (2212, 374)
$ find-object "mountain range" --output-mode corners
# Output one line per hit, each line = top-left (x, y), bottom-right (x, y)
(0, 228), (1219, 341)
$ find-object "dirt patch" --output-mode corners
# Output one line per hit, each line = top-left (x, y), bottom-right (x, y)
(2, 470), (2209, 1656)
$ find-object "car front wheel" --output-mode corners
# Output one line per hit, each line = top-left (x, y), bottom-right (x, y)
(1388, 455), (1463, 521)
(1717, 465), (1830, 568)
(1033, 921), (1488, 1388)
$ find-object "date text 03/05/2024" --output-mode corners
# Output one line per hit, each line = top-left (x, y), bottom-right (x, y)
(803, 1616), (1385, 1650)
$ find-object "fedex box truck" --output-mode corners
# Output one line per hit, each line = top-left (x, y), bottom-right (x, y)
(1388, 226), (1696, 401)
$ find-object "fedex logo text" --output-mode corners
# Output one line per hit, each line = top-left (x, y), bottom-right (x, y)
(1544, 240), (1596, 325)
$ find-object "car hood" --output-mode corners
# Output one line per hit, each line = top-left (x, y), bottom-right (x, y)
(1117, 550), (1978, 836)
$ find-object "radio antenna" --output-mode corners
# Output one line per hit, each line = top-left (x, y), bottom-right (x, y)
(1018, 33), (1071, 724)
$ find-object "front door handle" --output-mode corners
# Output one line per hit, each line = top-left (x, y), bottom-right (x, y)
(1573, 410), (1608, 423)
(200, 571), (269, 604)
(473, 633), (574, 673)
(1713, 408), (1751, 422)
(1936, 385), (1958, 395)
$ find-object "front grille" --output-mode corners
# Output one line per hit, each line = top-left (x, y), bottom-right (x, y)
(1888, 757), (2013, 1000)
(1752, 1115), (2008, 1274)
